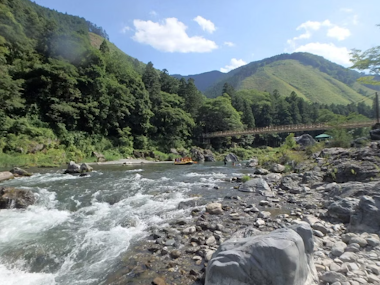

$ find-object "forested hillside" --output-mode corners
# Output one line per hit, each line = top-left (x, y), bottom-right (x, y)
(0, 0), (375, 166)
(172, 70), (225, 92)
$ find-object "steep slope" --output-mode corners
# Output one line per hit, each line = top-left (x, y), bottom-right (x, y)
(172, 70), (225, 92)
(89, 33), (145, 74)
(195, 53), (376, 105)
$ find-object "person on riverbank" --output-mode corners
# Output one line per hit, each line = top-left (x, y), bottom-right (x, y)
(224, 157), (227, 166)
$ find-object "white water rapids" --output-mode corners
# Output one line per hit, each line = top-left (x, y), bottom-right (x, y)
(0, 163), (244, 285)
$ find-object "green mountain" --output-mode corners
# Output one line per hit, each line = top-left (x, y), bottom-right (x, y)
(181, 53), (375, 105)
(172, 70), (225, 92)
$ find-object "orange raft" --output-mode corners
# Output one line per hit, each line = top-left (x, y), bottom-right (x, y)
(174, 157), (195, 165)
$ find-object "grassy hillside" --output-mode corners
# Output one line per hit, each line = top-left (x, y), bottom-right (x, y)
(202, 52), (376, 105)
(239, 60), (371, 105)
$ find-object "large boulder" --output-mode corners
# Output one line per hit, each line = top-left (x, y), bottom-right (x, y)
(205, 222), (318, 285)
(80, 163), (93, 173)
(238, 177), (273, 197)
(224, 153), (239, 162)
(370, 128), (380, 140)
(0, 172), (14, 183)
(324, 161), (379, 183)
(350, 195), (380, 233)
(10, 167), (32, 177)
(327, 197), (359, 223)
(246, 158), (259, 168)
(64, 161), (81, 174)
(0, 187), (35, 209)
(204, 149), (215, 162)
(191, 147), (205, 162)
(295, 134), (316, 149)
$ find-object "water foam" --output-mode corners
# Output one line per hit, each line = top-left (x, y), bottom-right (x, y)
(0, 264), (56, 285)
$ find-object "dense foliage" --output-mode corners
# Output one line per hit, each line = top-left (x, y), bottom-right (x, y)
(0, 0), (375, 166)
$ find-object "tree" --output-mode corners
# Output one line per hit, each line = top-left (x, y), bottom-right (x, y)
(350, 26), (380, 85)
(142, 61), (161, 106)
(198, 96), (243, 133)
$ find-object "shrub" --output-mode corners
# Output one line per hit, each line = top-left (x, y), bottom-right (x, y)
(241, 175), (251, 183)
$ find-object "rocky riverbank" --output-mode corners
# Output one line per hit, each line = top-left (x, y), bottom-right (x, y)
(107, 142), (380, 285)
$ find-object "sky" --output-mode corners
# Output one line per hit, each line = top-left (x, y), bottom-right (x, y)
(33, 0), (380, 76)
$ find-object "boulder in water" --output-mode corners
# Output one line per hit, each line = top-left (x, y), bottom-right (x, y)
(224, 153), (239, 162)
(10, 167), (32, 177)
(80, 163), (93, 173)
(0, 187), (35, 209)
(64, 161), (81, 174)
(0, 171), (14, 183)
(270, 163), (285, 173)
(205, 222), (318, 285)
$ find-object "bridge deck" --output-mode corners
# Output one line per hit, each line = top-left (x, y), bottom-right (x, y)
(202, 120), (376, 138)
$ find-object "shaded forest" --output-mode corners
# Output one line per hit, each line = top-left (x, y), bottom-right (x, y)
(0, 0), (375, 165)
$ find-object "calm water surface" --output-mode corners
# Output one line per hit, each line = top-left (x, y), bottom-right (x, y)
(0, 162), (251, 285)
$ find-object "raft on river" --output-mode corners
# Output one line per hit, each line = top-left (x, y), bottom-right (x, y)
(174, 157), (195, 165)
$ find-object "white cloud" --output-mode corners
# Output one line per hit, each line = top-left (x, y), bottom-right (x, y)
(296, 20), (332, 32)
(193, 16), (216, 33)
(224, 41), (235, 47)
(288, 20), (332, 46)
(120, 26), (131, 34)
(294, 42), (351, 66)
(150, 10), (157, 16)
(220, 58), (247, 73)
(132, 18), (218, 53)
(327, 26), (351, 41)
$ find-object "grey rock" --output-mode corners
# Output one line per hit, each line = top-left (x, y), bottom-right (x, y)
(10, 167), (32, 177)
(238, 177), (272, 196)
(271, 163), (285, 173)
(80, 163), (93, 173)
(206, 203), (223, 215)
(350, 195), (380, 233)
(331, 241), (347, 257)
(205, 222), (318, 285)
(224, 153), (239, 162)
(0, 171), (14, 183)
(320, 271), (347, 283)
(327, 198), (359, 223)
(64, 161), (81, 174)
(0, 187), (35, 209)
(246, 158), (259, 168)
(295, 134), (316, 149)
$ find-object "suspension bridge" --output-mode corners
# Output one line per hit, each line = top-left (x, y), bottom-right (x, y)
(202, 120), (377, 138)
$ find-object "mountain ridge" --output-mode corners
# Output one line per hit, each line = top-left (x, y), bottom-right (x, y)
(173, 52), (376, 105)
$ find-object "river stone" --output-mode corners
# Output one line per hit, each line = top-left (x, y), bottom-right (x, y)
(152, 277), (167, 285)
(327, 198), (359, 223)
(0, 171), (14, 183)
(320, 271), (347, 283)
(331, 241), (347, 257)
(10, 167), (32, 177)
(170, 249), (181, 259)
(206, 203), (223, 215)
(80, 163), (93, 173)
(205, 222), (318, 285)
(238, 177), (272, 197)
(64, 161), (81, 174)
(350, 195), (380, 233)
(0, 187), (35, 209)
(270, 163), (285, 173)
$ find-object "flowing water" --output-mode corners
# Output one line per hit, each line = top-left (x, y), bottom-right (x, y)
(0, 163), (251, 285)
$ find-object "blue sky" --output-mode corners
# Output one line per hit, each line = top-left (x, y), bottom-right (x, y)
(33, 0), (380, 75)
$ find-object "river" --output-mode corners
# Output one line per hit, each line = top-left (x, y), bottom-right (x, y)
(0, 162), (251, 285)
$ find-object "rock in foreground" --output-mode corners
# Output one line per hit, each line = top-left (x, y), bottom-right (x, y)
(0, 187), (35, 209)
(0, 171), (14, 183)
(205, 222), (318, 285)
